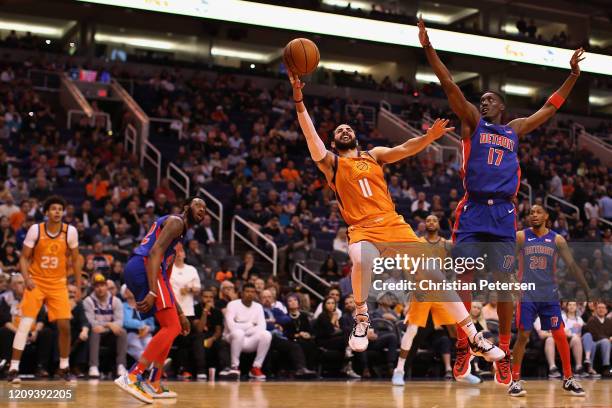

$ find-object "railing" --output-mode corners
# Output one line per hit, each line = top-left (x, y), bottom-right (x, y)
(67, 109), (112, 131)
(292, 262), (330, 300)
(599, 218), (612, 229)
(167, 162), (190, 199)
(124, 124), (137, 157)
(198, 187), (224, 243)
(27, 69), (61, 91)
(150, 117), (184, 141)
(231, 215), (277, 276)
(544, 194), (580, 220)
(142, 140), (162, 187)
(518, 180), (533, 205)
(345, 104), (376, 127)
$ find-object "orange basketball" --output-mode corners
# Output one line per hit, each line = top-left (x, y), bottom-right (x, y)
(283, 38), (320, 76)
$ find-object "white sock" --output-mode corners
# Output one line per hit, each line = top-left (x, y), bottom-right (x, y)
(396, 357), (406, 372)
(60, 358), (69, 370)
(355, 303), (368, 316)
(461, 321), (478, 341)
(10, 360), (19, 371)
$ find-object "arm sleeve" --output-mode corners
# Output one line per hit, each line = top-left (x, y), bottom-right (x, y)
(255, 304), (267, 331)
(22, 224), (39, 248)
(67, 225), (79, 249)
(224, 301), (237, 333)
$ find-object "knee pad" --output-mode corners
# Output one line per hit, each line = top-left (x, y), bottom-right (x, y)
(13, 317), (35, 351)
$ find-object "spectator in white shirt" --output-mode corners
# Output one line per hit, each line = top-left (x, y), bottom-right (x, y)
(223, 283), (271, 380)
(562, 301), (585, 374)
(170, 244), (201, 318)
(313, 287), (342, 319)
(410, 192), (431, 213)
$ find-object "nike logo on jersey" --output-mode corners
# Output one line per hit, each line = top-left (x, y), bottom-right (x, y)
(485, 122), (492, 126)
(508, 208), (515, 214)
(505, 129), (513, 134)
(545, 239), (551, 242)
(527, 237), (536, 241)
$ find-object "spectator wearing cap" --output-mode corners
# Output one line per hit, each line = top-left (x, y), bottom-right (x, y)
(122, 286), (154, 362)
(83, 273), (127, 378)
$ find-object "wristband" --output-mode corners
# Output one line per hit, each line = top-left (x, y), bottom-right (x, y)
(294, 98), (303, 104)
(148, 291), (158, 298)
(547, 92), (565, 109)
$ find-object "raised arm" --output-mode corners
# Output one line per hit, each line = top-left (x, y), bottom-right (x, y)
(370, 118), (454, 164)
(418, 18), (479, 130)
(509, 48), (585, 137)
(289, 72), (335, 182)
(555, 234), (590, 297)
(136, 216), (184, 313)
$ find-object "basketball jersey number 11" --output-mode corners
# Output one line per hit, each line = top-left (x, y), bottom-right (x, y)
(358, 178), (373, 197)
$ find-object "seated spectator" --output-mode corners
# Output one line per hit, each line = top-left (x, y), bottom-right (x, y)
(216, 280), (237, 310)
(532, 317), (565, 378)
(1, 242), (19, 274)
(236, 251), (260, 281)
(83, 273), (127, 378)
(320, 256), (341, 281)
(119, 286), (154, 362)
(85, 173), (110, 203)
(193, 289), (231, 380)
(482, 293), (499, 322)
(314, 287), (342, 319)
(223, 283), (271, 380)
(68, 284), (89, 377)
(562, 301), (585, 376)
(280, 160), (301, 183)
(333, 227), (349, 253)
(154, 178), (177, 205)
(283, 294), (316, 368)
(582, 302), (612, 377)
(87, 242), (113, 276)
(184, 239), (206, 268)
(194, 214), (216, 246)
(0, 194), (19, 218)
(260, 289), (315, 377)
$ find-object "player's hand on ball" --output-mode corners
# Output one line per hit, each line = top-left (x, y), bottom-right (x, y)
(570, 47), (585, 75)
(417, 16), (431, 47)
(426, 118), (455, 140)
(137, 293), (156, 313)
(288, 71), (304, 101)
(179, 314), (191, 336)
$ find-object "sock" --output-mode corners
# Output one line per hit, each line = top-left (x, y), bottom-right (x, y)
(9, 360), (19, 371)
(461, 321), (478, 341)
(512, 362), (521, 381)
(456, 300), (471, 348)
(59, 358), (69, 370)
(396, 357), (406, 372)
(149, 366), (162, 387)
(552, 325), (572, 379)
(499, 333), (511, 354)
(355, 302), (368, 316)
(130, 361), (147, 377)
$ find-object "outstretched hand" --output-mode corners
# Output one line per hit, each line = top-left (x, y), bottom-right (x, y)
(426, 118), (454, 140)
(288, 71), (305, 102)
(417, 16), (431, 47)
(570, 47), (585, 76)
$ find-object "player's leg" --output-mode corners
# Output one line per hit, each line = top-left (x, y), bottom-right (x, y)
(508, 301), (532, 397)
(46, 286), (75, 382)
(8, 285), (44, 383)
(393, 323), (418, 385)
(347, 240), (379, 352)
(144, 308), (181, 397)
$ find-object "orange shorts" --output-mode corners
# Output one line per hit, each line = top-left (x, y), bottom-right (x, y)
(406, 301), (455, 328)
(348, 213), (422, 245)
(20, 283), (71, 321)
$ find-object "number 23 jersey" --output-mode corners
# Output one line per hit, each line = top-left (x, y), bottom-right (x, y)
(23, 223), (79, 288)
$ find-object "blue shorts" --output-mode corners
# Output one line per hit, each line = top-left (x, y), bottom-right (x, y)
(124, 255), (175, 319)
(452, 199), (516, 273)
(517, 301), (563, 331)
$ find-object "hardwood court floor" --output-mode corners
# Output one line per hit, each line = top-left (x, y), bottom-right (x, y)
(1, 379), (609, 408)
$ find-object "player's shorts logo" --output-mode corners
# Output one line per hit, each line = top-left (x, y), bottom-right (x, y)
(503, 255), (515, 270)
(551, 316), (558, 327)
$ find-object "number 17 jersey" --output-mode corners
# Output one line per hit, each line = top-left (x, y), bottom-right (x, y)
(463, 118), (520, 199)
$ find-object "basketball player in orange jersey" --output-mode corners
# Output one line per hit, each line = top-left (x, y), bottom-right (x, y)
(418, 17), (585, 385)
(289, 72), (504, 362)
(7, 196), (82, 384)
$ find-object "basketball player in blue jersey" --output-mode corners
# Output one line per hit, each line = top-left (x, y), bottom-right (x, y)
(509, 205), (589, 397)
(115, 197), (206, 404)
(418, 17), (586, 385)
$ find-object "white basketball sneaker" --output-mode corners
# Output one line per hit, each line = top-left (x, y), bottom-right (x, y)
(348, 313), (370, 352)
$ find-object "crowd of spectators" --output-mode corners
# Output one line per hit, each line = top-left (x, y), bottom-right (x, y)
(0, 48), (610, 381)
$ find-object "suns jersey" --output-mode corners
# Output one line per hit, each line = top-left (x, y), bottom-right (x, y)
(518, 228), (559, 301)
(329, 151), (397, 226)
(463, 118), (520, 199)
(24, 223), (78, 288)
(132, 215), (185, 277)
